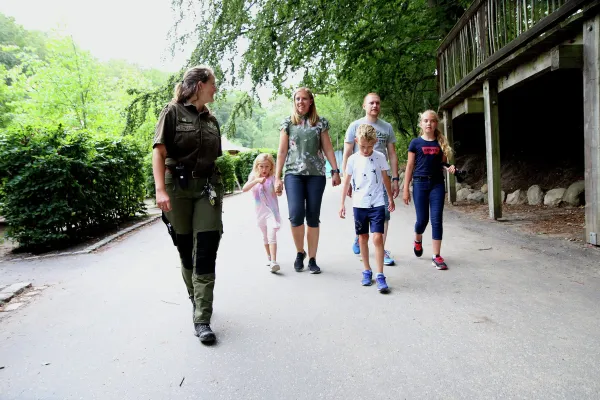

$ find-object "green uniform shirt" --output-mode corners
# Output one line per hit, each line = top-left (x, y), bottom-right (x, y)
(280, 116), (330, 176)
(153, 101), (222, 176)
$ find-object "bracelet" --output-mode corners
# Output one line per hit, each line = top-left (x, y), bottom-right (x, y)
(392, 177), (400, 181)
(330, 169), (340, 176)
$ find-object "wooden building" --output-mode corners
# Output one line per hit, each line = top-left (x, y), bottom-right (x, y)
(437, 0), (600, 245)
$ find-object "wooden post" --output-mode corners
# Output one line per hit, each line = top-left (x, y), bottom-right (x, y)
(443, 110), (457, 204)
(583, 16), (600, 246)
(483, 79), (502, 219)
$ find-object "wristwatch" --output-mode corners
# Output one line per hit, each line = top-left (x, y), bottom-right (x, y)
(392, 177), (400, 181)
(330, 169), (340, 176)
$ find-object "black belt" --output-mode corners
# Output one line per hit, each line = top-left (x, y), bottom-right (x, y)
(167, 166), (212, 179)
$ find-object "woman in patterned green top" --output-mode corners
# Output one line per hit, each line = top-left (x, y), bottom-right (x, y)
(274, 87), (341, 274)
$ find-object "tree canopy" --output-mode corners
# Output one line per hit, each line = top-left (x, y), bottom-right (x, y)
(0, 14), (170, 140)
(174, 0), (469, 136)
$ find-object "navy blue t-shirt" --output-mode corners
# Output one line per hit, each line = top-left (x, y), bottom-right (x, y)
(408, 137), (444, 179)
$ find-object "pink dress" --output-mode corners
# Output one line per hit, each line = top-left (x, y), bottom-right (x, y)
(250, 175), (281, 244)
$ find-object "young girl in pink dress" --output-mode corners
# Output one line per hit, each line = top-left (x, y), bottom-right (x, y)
(242, 153), (282, 272)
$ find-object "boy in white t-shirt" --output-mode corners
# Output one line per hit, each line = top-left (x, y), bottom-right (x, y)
(339, 124), (395, 293)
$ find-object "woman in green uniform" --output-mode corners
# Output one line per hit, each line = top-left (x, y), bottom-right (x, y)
(152, 65), (223, 344)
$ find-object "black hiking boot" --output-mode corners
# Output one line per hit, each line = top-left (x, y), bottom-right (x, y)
(194, 323), (216, 343)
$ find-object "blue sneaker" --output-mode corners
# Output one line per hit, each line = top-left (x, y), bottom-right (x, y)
(352, 236), (360, 255)
(383, 250), (395, 266)
(361, 270), (372, 286)
(376, 274), (389, 293)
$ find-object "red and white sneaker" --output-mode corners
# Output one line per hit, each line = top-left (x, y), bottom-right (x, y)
(414, 241), (423, 257)
(432, 255), (448, 270)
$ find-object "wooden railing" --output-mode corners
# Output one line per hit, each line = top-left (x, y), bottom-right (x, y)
(438, 0), (582, 99)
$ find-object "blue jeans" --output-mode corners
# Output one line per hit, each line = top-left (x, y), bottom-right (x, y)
(284, 174), (326, 228)
(413, 179), (445, 240)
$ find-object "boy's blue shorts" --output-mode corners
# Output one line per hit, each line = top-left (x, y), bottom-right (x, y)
(353, 206), (386, 235)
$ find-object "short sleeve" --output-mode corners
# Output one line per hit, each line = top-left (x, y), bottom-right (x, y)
(378, 153), (390, 171)
(319, 117), (330, 132)
(408, 139), (418, 153)
(153, 104), (175, 148)
(387, 123), (397, 144)
(345, 155), (355, 176)
(279, 117), (292, 134)
(344, 122), (357, 144)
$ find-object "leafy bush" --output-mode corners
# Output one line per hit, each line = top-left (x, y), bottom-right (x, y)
(395, 133), (413, 167)
(0, 126), (146, 251)
(234, 148), (277, 183)
(143, 152), (156, 198)
(215, 153), (237, 194)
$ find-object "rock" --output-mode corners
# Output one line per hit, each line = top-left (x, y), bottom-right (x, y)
(467, 191), (486, 203)
(527, 185), (544, 205)
(480, 184), (488, 194)
(483, 191), (506, 204)
(457, 188), (473, 202)
(462, 184), (472, 190)
(0, 282), (31, 297)
(562, 180), (585, 207)
(0, 292), (13, 304)
(400, 171), (405, 179)
(544, 188), (566, 207)
(506, 189), (527, 205)
(3, 302), (24, 311)
(455, 182), (462, 191)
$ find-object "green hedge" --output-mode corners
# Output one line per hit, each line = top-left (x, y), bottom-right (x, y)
(0, 126), (146, 251)
(143, 152), (156, 198)
(215, 153), (237, 193)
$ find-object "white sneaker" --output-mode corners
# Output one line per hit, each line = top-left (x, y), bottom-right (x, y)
(270, 261), (280, 273)
(266, 258), (271, 266)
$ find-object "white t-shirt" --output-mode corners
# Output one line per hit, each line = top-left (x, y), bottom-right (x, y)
(345, 151), (390, 208)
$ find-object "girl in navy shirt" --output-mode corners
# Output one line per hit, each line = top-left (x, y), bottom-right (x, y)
(403, 110), (456, 270)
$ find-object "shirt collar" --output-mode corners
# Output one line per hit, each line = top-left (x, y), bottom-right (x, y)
(183, 101), (209, 115)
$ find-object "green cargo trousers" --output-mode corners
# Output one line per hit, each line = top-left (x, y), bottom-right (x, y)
(164, 171), (223, 324)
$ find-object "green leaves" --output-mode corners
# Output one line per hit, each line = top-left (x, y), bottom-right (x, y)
(173, 0), (467, 137)
(0, 127), (146, 251)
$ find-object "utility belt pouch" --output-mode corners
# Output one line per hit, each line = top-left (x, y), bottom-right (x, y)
(175, 164), (189, 190)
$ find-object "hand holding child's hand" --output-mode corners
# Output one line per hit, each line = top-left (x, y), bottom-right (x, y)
(275, 178), (283, 194)
(339, 205), (346, 219)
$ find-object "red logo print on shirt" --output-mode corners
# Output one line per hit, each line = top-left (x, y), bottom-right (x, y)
(422, 147), (440, 155)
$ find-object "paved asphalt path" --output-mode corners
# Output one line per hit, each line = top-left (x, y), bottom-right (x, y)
(1, 183), (599, 399)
